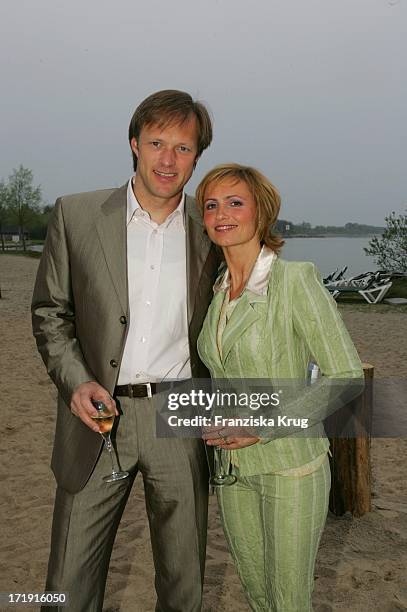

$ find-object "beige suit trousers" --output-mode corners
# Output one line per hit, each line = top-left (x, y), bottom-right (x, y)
(42, 395), (209, 612)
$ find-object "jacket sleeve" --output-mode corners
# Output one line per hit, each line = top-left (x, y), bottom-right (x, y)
(260, 262), (365, 442)
(31, 198), (95, 406)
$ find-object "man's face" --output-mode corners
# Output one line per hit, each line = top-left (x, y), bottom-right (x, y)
(131, 116), (199, 204)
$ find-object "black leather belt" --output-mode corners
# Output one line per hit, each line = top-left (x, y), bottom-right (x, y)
(114, 381), (189, 399)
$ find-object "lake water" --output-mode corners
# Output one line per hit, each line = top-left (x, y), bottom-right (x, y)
(29, 236), (378, 278)
(281, 237), (377, 277)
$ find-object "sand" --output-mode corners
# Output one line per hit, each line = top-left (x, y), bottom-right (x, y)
(0, 254), (406, 612)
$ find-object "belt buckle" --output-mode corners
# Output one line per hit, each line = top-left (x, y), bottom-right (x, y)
(145, 382), (152, 399)
(127, 383), (134, 398)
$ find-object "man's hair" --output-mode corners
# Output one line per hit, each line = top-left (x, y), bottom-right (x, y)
(195, 163), (284, 253)
(128, 90), (213, 171)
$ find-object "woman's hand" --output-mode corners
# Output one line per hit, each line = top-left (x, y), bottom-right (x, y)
(202, 424), (260, 450)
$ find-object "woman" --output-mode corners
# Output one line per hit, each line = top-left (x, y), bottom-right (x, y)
(195, 164), (364, 612)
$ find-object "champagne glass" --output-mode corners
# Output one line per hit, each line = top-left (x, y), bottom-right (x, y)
(91, 400), (129, 482)
(203, 383), (237, 487)
(203, 420), (237, 487)
(210, 445), (237, 487)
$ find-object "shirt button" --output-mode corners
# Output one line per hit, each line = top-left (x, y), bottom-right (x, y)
(120, 315), (127, 324)
(141, 337), (147, 343)
(146, 300), (151, 306)
(136, 373), (141, 378)
(110, 359), (118, 368)
(150, 265), (155, 270)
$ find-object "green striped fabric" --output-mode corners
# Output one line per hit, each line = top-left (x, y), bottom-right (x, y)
(217, 455), (331, 611)
(197, 258), (364, 474)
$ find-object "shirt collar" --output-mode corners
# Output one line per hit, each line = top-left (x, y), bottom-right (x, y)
(213, 246), (277, 295)
(126, 177), (185, 226)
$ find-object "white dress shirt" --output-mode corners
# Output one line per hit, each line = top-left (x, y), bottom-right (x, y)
(117, 178), (191, 384)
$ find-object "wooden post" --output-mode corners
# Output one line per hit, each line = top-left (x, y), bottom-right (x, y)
(328, 364), (374, 517)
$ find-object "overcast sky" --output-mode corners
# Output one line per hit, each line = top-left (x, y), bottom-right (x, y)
(0, 0), (405, 225)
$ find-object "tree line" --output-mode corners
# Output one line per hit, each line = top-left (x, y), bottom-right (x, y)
(275, 219), (384, 237)
(0, 165), (51, 252)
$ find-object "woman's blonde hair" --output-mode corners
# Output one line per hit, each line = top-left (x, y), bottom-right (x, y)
(195, 163), (284, 253)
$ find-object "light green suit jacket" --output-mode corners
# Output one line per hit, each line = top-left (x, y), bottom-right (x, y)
(197, 258), (364, 475)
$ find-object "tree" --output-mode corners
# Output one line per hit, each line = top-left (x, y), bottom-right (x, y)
(0, 180), (9, 252)
(7, 165), (42, 251)
(364, 210), (407, 272)
(30, 204), (53, 240)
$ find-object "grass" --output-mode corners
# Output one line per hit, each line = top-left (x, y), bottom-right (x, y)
(0, 249), (42, 259)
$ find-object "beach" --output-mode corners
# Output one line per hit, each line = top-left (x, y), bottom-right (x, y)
(0, 254), (406, 612)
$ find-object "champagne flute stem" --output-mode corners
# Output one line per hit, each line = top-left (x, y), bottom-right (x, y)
(103, 434), (119, 475)
(214, 446), (224, 477)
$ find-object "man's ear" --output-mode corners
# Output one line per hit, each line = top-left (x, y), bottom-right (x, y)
(130, 137), (139, 158)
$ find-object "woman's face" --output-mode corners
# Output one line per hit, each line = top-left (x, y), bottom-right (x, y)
(203, 178), (260, 250)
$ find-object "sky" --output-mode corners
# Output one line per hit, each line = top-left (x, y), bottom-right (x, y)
(0, 0), (405, 226)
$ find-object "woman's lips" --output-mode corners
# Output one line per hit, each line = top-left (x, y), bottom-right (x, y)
(215, 224), (238, 232)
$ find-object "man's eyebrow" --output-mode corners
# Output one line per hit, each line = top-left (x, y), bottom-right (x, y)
(146, 137), (195, 146)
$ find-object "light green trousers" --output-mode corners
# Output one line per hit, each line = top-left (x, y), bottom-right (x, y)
(217, 455), (331, 612)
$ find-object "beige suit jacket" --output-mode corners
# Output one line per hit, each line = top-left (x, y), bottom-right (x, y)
(32, 184), (219, 493)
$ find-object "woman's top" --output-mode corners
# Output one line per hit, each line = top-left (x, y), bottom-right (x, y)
(197, 246), (364, 475)
(215, 248), (326, 476)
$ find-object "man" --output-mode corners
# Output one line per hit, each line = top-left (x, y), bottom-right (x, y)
(32, 90), (219, 612)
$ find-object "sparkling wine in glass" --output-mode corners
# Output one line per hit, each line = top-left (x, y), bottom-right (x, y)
(91, 400), (129, 482)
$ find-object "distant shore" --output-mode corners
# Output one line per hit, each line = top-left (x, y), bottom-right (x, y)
(284, 232), (382, 238)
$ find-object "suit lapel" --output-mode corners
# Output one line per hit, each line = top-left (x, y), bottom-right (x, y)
(200, 253), (283, 371)
(221, 258), (283, 364)
(185, 195), (212, 325)
(96, 184), (128, 313)
(221, 292), (267, 364)
(96, 190), (212, 323)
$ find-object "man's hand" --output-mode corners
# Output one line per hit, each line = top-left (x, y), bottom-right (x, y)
(202, 424), (260, 450)
(70, 381), (118, 432)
